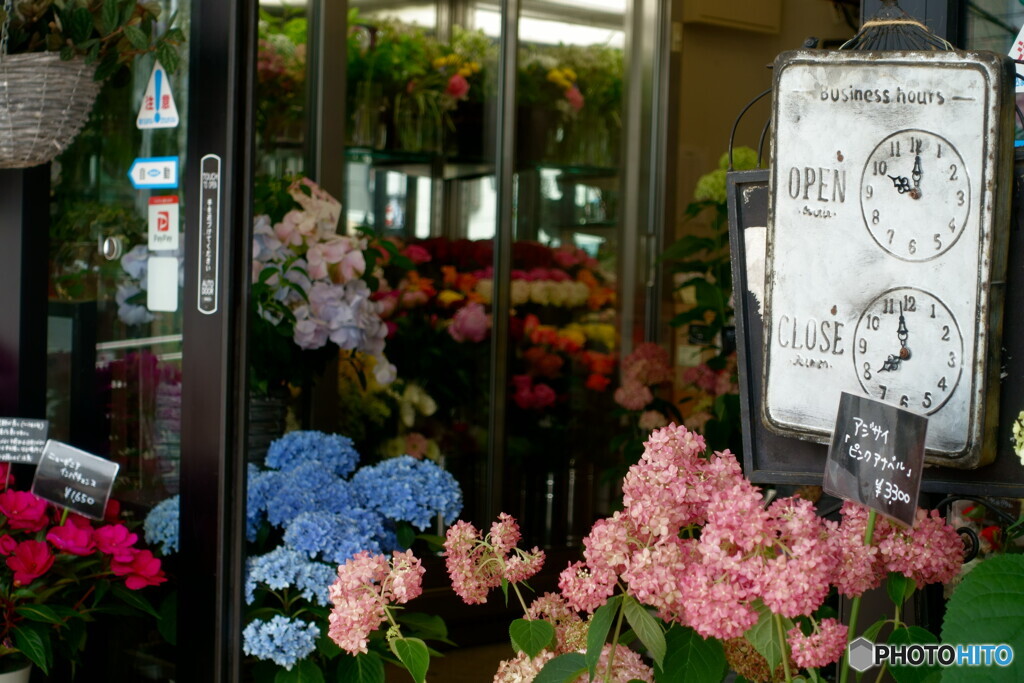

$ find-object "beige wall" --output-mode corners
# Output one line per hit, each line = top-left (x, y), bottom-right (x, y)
(674, 0), (856, 221)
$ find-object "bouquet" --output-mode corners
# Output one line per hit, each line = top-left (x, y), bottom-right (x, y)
(250, 176), (401, 392)
(145, 429), (463, 680)
(0, 464), (165, 675)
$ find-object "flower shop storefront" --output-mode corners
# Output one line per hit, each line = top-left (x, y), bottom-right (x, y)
(1, 0), (1023, 681)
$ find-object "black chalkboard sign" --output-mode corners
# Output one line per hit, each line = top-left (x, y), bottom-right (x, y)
(823, 392), (927, 527)
(31, 440), (119, 520)
(0, 418), (49, 464)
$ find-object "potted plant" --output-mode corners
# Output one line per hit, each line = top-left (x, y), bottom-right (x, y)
(0, 0), (185, 168)
(0, 463), (166, 679)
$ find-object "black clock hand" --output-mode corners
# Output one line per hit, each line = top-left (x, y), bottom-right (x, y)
(888, 174), (912, 194)
(910, 154), (922, 199)
(879, 306), (911, 372)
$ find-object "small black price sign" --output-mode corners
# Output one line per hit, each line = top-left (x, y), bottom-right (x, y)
(823, 392), (927, 527)
(31, 440), (119, 520)
(0, 418), (49, 464)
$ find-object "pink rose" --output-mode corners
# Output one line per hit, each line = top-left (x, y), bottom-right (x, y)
(565, 85), (584, 112)
(0, 490), (50, 532)
(112, 549), (167, 590)
(7, 540), (54, 585)
(47, 523), (96, 556)
(446, 74), (470, 100)
(94, 524), (138, 562)
(402, 244), (432, 264)
(448, 302), (490, 343)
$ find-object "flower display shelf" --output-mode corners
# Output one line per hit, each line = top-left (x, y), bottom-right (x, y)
(346, 146), (495, 181)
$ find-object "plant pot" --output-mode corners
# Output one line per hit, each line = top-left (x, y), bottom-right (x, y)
(0, 53), (102, 168)
(0, 663), (31, 683)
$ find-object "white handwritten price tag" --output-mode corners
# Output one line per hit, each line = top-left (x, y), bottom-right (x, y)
(1008, 23), (1024, 93)
(31, 440), (119, 520)
(823, 392), (927, 526)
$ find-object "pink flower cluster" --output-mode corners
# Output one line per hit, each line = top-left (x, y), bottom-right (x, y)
(327, 550), (425, 655)
(554, 423), (963, 667)
(613, 343), (673, 414)
(511, 375), (557, 411)
(443, 513), (545, 605)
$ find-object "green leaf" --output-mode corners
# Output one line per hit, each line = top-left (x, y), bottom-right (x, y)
(396, 613), (449, 643)
(112, 582), (160, 618)
(389, 637), (430, 683)
(655, 624), (726, 683)
(158, 591), (177, 646)
(60, 44), (75, 61)
(887, 627), (940, 683)
(334, 652), (385, 683)
(744, 601), (787, 674)
(622, 597), (666, 671)
(941, 554), (1024, 683)
(123, 24), (151, 51)
(14, 604), (62, 624)
(534, 652), (587, 683)
(68, 7), (94, 44)
(858, 617), (887, 645)
(886, 572), (916, 607)
(396, 521), (416, 550)
(586, 595), (621, 679)
(509, 619), (555, 659)
(156, 40), (181, 74)
(95, 53), (122, 81)
(12, 623), (51, 675)
(274, 659), (325, 683)
(101, 0), (120, 34)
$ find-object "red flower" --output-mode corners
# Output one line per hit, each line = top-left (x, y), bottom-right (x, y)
(0, 490), (50, 532)
(112, 549), (167, 590)
(585, 373), (611, 391)
(0, 534), (17, 556)
(7, 540), (54, 585)
(47, 523), (96, 556)
(446, 73), (470, 100)
(103, 498), (121, 523)
(94, 524), (138, 561)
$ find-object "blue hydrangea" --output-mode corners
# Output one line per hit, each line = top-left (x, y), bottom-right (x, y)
(241, 614), (320, 670)
(283, 509), (388, 565)
(350, 455), (463, 530)
(144, 495), (180, 555)
(247, 465), (276, 541)
(245, 546), (334, 606)
(265, 430), (360, 477)
(262, 462), (358, 528)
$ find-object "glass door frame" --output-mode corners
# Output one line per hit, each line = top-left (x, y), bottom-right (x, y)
(178, 0), (257, 680)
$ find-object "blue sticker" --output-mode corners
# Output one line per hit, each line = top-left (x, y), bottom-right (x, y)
(128, 156), (180, 189)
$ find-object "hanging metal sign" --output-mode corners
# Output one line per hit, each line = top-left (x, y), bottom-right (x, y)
(0, 418), (48, 464)
(198, 154), (221, 315)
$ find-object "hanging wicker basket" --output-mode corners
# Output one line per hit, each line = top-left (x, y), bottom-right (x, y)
(0, 52), (101, 169)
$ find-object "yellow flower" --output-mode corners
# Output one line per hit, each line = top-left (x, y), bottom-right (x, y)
(546, 68), (573, 90)
(562, 68), (577, 82)
(437, 289), (466, 306)
(468, 61), (481, 73)
(558, 327), (587, 348)
(458, 66), (473, 77)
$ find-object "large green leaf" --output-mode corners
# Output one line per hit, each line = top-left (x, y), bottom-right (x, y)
(941, 554), (1024, 683)
(887, 627), (940, 683)
(274, 659), (325, 683)
(123, 24), (151, 51)
(158, 591), (177, 646)
(745, 602), (788, 675)
(535, 652), (587, 683)
(112, 582), (160, 618)
(14, 604), (61, 624)
(622, 597), (666, 671)
(389, 637), (430, 683)
(12, 623), (51, 675)
(334, 652), (385, 683)
(396, 613), (450, 643)
(655, 624), (726, 683)
(509, 619), (555, 659)
(586, 595), (622, 679)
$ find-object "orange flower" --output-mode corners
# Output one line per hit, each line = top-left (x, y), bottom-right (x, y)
(585, 373), (611, 391)
(582, 351), (616, 375)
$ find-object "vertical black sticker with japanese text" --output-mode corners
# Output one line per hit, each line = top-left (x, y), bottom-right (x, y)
(198, 154), (221, 314)
(823, 392), (927, 526)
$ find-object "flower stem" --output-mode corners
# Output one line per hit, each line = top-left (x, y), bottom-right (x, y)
(839, 509), (878, 683)
(509, 580), (530, 616)
(603, 598), (626, 682)
(775, 612), (793, 683)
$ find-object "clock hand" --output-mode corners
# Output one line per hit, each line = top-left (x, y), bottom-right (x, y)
(888, 174), (912, 194)
(878, 305), (911, 372)
(910, 154), (922, 199)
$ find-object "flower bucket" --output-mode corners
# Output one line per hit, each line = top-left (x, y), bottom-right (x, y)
(0, 53), (101, 169)
(0, 662), (31, 683)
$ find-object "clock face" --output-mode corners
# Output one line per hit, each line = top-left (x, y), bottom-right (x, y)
(851, 287), (964, 415)
(860, 130), (970, 261)
(762, 50), (1013, 467)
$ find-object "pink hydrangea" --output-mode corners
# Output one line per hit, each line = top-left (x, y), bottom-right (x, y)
(493, 651), (555, 682)
(526, 593), (587, 654)
(444, 515), (544, 606)
(879, 508), (963, 588)
(621, 537), (696, 623)
(558, 561), (616, 613)
(613, 381), (653, 411)
(588, 644), (655, 683)
(582, 512), (636, 576)
(787, 619), (848, 669)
